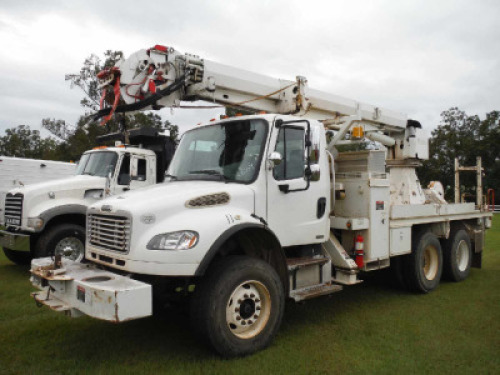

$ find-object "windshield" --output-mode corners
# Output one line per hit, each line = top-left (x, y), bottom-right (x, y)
(168, 119), (268, 183)
(75, 151), (118, 177)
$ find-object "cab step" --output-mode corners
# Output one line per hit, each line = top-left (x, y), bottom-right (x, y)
(286, 256), (329, 271)
(290, 283), (343, 302)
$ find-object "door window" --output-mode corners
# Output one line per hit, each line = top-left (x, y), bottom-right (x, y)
(137, 159), (147, 181)
(117, 154), (130, 185)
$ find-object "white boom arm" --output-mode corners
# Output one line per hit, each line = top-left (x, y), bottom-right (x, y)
(96, 45), (405, 127)
(95, 45), (427, 159)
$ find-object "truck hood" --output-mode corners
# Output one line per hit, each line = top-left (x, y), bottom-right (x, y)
(89, 180), (255, 217)
(8, 175), (104, 196)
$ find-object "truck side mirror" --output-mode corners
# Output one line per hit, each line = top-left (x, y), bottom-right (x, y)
(309, 164), (320, 182)
(118, 174), (131, 185)
(269, 152), (282, 167)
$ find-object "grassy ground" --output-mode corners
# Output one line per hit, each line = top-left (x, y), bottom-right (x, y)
(1, 220), (499, 375)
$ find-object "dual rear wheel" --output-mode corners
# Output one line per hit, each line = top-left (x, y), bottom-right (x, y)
(396, 228), (472, 293)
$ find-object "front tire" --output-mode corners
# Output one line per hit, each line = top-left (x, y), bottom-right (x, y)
(34, 223), (85, 262)
(3, 248), (32, 265)
(191, 256), (284, 357)
(443, 229), (472, 282)
(405, 231), (443, 293)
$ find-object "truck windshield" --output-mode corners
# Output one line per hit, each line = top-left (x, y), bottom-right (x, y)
(75, 151), (118, 177)
(168, 119), (268, 183)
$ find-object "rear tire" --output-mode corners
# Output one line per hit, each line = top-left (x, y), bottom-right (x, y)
(443, 229), (472, 282)
(34, 224), (85, 262)
(3, 248), (32, 265)
(190, 256), (284, 357)
(405, 231), (443, 293)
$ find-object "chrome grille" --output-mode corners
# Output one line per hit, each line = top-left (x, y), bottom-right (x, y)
(4, 193), (23, 226)
(88, 214), (131, 252)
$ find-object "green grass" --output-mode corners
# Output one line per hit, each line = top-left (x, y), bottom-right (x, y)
(1, 220), (499, 375)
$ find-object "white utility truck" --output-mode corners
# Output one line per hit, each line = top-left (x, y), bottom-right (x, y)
(2, 128), (175, 265)
(30, 45), (492, 357)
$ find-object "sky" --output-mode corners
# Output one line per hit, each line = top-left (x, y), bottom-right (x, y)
(0, 0), (499, 138)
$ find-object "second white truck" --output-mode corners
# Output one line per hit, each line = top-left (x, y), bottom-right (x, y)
(1, 128), (175, 264)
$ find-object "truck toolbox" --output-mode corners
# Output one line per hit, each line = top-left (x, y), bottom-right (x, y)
(30, 258), (152, 322)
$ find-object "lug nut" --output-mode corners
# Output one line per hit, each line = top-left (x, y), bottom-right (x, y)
(235, 307), (239, 312)
(237, 299), (242, 304)
(241, 321), (246, 325)
(255, 298), (260, 302)
(236, 316), (241, 321)
(244, 294), (249, 298)
(248, 320), (253, 325)
(250, 293), (255, 298)
(256, 306), (261, 311)
(254, 314), (258, 319)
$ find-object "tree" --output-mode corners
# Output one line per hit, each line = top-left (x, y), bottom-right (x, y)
(0, 125), (58, 159)
(418, 107), (500, 203)
(65, 50), (124, 113)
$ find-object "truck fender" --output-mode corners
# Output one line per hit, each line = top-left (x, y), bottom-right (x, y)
(38, 204), (87, 231)
(194, 223), (288, 292)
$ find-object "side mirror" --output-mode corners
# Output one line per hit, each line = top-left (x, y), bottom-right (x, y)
(105, 171), (112, 197)
(269, 151), (283, 167)
(118, 174), (131, 185)
(309, 164), (320, 182)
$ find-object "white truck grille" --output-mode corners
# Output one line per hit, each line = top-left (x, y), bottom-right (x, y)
(4, 193), (23, 226)
(88, 214), (131, 252)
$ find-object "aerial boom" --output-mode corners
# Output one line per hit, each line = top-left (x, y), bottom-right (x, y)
(95, 45), (427, 160)
(96, 45), (407, 130)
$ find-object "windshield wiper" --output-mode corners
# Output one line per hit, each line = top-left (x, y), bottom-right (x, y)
(188, 169), (228, 181)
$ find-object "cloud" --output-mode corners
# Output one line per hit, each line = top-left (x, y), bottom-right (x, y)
(0, 0), (499, 138)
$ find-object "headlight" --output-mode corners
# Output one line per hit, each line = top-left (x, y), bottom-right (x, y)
(147, 231), (199, 250)
(27, 217), (44, 230)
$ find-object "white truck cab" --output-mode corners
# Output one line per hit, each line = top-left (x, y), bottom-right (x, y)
(1, 128), (175, 264)
(86, 115), (329, 274)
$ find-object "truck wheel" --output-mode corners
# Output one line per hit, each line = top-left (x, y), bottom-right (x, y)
(190, 256), (284, 357)
(405, 231), (443, 293)
(443, 229), (472, 282)
(34, 224), (85, 262)
(3, 248), (32, 265)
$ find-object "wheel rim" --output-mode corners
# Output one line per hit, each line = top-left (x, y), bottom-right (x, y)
(54, 237), (84, 262)
(423, 245), (439, 280)
(456, 240), (470, 272)
(226, 280), (271, 340)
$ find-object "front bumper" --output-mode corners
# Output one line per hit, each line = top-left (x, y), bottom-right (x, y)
(30, 258), (152, 322)
(0, 229), (30, 252)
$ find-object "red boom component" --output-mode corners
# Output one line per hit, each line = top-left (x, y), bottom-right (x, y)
(152, 44), (168, 52)
(97, 67), (122, 126)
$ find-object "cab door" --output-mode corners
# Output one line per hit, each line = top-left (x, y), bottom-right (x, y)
(266, 118), (330, 247)
(129, 155), (150, 190)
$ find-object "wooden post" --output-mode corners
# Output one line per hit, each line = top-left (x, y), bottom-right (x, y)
(477, 156), (482, 209)
(455, 158), (460, 203)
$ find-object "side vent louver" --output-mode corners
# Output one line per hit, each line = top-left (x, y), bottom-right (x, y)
(186, 192), (230, 208)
